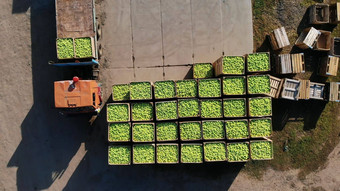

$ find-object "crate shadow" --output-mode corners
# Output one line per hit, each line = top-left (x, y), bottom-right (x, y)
(63, 97), (244, 191)
(272, 99), (327, 131)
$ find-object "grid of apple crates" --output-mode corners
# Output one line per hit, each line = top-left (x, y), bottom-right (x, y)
(108, 53), (274, 165)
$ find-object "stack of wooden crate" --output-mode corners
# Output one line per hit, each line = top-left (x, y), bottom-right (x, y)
(269, 27), (290, 50)
(319, 55), (339, 76)
(276, 53), (305, 74)
(309, 82), (326, 100)
(295, 27), (321, 49)
(298, 80), (310, 100)
(329, 82), (340, 102)
(309, 3), (330, 24)
(280, 78), (301, 101)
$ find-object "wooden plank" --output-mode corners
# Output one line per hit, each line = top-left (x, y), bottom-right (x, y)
(161, 0), (193, 66)
(132, 0), (163, 67)
(192, 0), (223, 63)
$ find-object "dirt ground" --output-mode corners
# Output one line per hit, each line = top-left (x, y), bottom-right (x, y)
(0, 0), (339, 190)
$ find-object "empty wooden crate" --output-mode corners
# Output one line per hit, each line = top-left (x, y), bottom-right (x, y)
(309, 4), (329, 24)
(329, 3), (340, 24)
(267, 75), (283, 98)
(328, 82), (340, 102)
(295, 27), (321, 49)
(280, 78), (301, 101)
(269, 27), (290, 50)
(319, 55), (339, 76)
(314, 30), (331, 51)
(309, 82), (325, 100)
(276, 53), (305, 74)
(330, 37), (340, 56)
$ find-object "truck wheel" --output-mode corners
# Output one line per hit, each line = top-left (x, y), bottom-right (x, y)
(97, 23), (102, 39)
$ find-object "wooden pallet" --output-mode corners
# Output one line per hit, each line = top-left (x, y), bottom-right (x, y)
(309, 3), (330, 24)
(281, 78), (301, 101)
(329, 82), (340, 102)
(266, 75), (283, 98)
(319, 55), (339, 76)
(309, 82), (325, 100)
(298, 80), (310, 100)
(329, 3), (340, 24)
(295, 27), (321, 49)
(269, 27), (290, 50)
(277, 54), (292, 74)
(291, 53), (305, 73)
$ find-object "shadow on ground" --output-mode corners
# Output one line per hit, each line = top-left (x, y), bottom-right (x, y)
(7, 0), (243, 190)
(63, 102), (243, 191)
(8, 0), (91, 190)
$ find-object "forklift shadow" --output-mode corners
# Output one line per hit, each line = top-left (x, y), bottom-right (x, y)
(63, 96), (243, 191)
(8, 0), (93, 190)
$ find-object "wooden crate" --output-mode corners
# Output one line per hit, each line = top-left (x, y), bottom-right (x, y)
(212, 56), (245, 76)
(267, 75), (283, 98)
(276, 53), (305, 74)
(276, 54), (292, 74)
(280, 78), (301, 101)
(330, 37), (340, 57)
(291, 53), (305, 73)
(314, 30), (331, 51)
(298, 80), (310, 100)
(269, 27), (290, 50)
(319, 55), (339, 76)
(295, 27), (321, 49)
(309, 82), (325, 100)
(309, 3), (330, 24)
(329, 3), (340, 24)
(329, 82), (340, 102)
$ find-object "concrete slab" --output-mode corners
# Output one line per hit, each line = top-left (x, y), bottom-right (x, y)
(101, 68), (135, 87)
(164, 66), (193, 80)
(134, 67), (164, 82)
(131, 0), (163, 67)
(103, 0), (133, 68)
(161, 0), (193, 66)
(221, 0), (254, 56)
(100, 68), (135, 96)
(192, 0), (223, 63)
